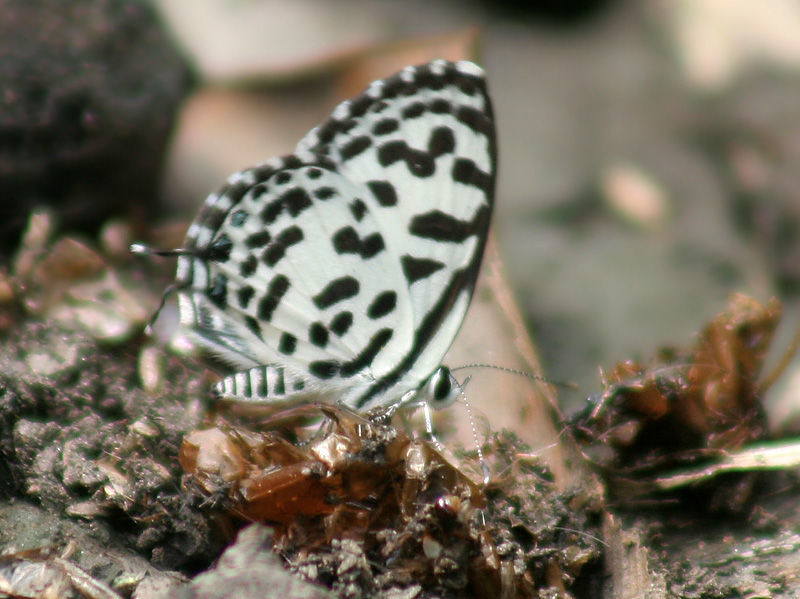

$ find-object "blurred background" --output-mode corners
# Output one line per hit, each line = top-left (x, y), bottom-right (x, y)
(2, 0), (799, 418)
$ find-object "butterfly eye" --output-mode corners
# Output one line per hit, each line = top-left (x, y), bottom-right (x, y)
(427, 367), (456, 408)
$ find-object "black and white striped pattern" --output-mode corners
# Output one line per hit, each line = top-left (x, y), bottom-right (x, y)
(176, 59), (496, 411)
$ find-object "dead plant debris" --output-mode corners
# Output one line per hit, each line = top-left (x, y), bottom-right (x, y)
(570, 293), (789, 509)
(181, 406), (603, 599)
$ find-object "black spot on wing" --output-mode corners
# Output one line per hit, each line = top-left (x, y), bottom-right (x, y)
(452, 159), (492, 194)
(279, 333), (296, 355)
(257, 274), (289, 321)
(231, 210), (248, 227)
(430, 99), (451, 113)
(273, 367), (286, 395)
(331, 227), (358, 254)
(208, 274), (227, 308)
(244, 315), (261, 339)
(237, 285), (254, 309)
(312, 276), (359, 309)
(240, 254), (257, 277)
(376, 127), (454, 177)
(341, 136), (372, 161)
(401, 102), (425, 119)
(316, 125), (335, 145)
(340, 119), (358, 134)
(309, 322), (329, 348)
(307, 167), (322, 179)
(313, 98), (364, 144)
(263, 226), (303, 266)
(384, 78), (415, 98)
(208, 234), (233, 262)
(349, 199), (367, 221)
(401, 255), (446, 284)
(332, 227), (384, 259)
(283, 188), (313, 217)
(457, 78), (480, 96)
(456, 106), (493, 137)
(245, 230), (271, 248)
(429, 127), (455, 157)
(339, 329), (393, 377)
(260, 187), (313, 224)
(275, 172), (291, 185)
(251, 161), (281, 180)
(360, 234), (385, 258)
(257, 368), (268, 397)
(314, 187), (336, 200)
(409, 206), (489, 243)
(316, 116), (356, 145)
(221, 181), (250, 208)
(376, 143), (404, 167)
(349, 95), (373, 119)
(372, 118), (399, 135)
(378, 142), (433, 177)
(367, 291), (397, 319)
(330, 311), (353, 336)
(282, 156), (303, 170)
(367, 181), (397, 207)
(261, 198), (283, 224)
(413, 69), (445, 91)
(309, 360), (339, 379)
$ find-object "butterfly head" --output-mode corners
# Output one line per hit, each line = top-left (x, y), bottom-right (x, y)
(423, 366), (461, 409)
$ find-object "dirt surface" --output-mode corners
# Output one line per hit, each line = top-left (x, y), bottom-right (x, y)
(0, 317), (218, 569)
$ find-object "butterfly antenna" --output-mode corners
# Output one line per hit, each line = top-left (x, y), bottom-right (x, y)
(452, 363), (578, 390)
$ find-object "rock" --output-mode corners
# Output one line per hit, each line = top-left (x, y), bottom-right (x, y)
(0, 0), (192, 248)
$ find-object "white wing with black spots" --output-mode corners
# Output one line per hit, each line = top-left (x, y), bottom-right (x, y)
(175, 59), (496, 411)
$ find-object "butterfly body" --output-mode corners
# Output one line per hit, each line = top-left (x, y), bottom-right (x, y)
(175, 59), (496, 412)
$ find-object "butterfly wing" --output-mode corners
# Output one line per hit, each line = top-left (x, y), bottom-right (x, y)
(176, 60), (496, 410)
(177, 162), (416, 403)
(296, 59), (496, 408)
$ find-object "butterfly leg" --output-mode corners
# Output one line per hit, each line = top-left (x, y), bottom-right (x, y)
(422, 401), (448, 453)
(372, 390), (413, 424)
(399, 399), (446, 453)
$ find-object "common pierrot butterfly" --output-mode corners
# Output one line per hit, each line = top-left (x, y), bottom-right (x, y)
(170, 59), (496, 415)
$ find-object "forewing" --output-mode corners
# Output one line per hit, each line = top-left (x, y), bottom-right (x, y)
(296, 60), (497, 407)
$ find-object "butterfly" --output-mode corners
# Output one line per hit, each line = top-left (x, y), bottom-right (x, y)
(173, 59), (496, 414)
